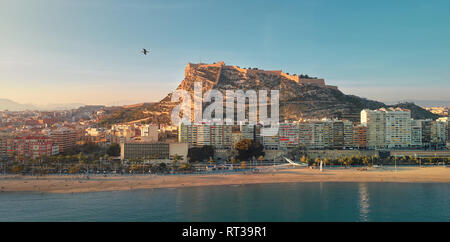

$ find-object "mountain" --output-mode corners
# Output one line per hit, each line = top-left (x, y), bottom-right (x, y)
(386, 100), (450, 108)
(0, 98), (38, 111)
(100, 62), (439, 125)
(0, 98), (84, 111)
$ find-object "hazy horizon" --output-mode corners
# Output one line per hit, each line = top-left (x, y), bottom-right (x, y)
(1, 0), (449, 105)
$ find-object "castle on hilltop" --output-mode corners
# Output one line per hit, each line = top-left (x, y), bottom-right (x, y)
(186, 61), (338, 90)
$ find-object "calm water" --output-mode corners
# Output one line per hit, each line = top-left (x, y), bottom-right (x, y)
(0, 183), (449, 222)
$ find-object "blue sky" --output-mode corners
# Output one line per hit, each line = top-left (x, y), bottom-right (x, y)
(1, 0), (449, 105)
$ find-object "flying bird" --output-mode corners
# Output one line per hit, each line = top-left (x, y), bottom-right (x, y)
(141, 48), (150, 55)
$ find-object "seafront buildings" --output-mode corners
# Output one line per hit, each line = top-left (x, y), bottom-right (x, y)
(0, 106), (448, 163)
(50, 127), (77, 152)
(175, 108), (447, 152)
(120, 142), (188, 163)
(178, 123), (232, 149)
(411, 120), (423, 148)
(6, 136), (59, 159)
(361, 109), (386, 149)
(383, 108), (412, 149)
(139, 124), (158, 141)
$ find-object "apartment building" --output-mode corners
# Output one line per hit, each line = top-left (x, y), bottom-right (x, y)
(411, 120), (423, 148)
(361, 109), (386, 149)
(0, 135), (8, 160)
(420, 120), (433, 148)
(7, 136), (59, 159)
(240, 124), (256, 140)
(343, 121), (354, 148)
(278, 122), (299, 148)
(431, 121), (447, 147)
(139, 124), (158, 142)
(50, 127), (77, 152)
(384, 108), (411, 148)
(352, 124), (367, 149)
(178, 124), (232, 148)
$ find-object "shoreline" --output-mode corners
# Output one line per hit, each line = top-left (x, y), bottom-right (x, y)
(1, 166), (449, 194)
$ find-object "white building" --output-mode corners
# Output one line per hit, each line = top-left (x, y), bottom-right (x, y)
(361, 109), (386, 149)
(178, 123), (232, 148)
(384, 108), (411, 148)
(140, 124), (158, 142)
(361, 108), (412, 149)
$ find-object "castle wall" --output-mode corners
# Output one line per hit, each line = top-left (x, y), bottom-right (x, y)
(187, 62), (337, 90)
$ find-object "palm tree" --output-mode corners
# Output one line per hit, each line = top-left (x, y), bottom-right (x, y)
(257, 155), (264, 167)
(300, 155), (309, 165)
(314, 157), (321, 167)
(362, 157), (370, 167)
(230, 157), (237, 170)
(172, 154), (180, 172)
(11, 165), (22, 174)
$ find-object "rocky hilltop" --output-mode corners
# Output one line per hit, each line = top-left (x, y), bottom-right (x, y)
(100, 62), (438, 125)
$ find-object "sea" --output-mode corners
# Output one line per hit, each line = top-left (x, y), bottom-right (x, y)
(0, 182), (449, 221)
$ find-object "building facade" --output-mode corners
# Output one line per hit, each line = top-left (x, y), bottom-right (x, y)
(140, 124), (158, 142)
(50, 127), (77, 152)
(178, 124), (232, 148)
(384, 108), (411, 148)
(278, 123), (299, 148)
(361, 109), (386, 149)
(7, 136), (58, 159)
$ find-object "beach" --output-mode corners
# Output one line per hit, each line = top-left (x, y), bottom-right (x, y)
(0, 166), (449, 194)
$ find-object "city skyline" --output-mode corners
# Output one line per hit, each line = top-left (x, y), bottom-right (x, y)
(1, 0), (450, 105)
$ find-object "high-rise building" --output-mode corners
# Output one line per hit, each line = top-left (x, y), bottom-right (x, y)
(431, 121), (447, 147)
(210, 125), (232, 148)
(178, 124), (232, 148)
(50, 127), (77, 152)
(298, 121), (328, 149)
(361, 109), (386, 149)
(420, 120), (433, 148)
(384, 108), (411, 148)
(352, 124), (367, 149)
(299, 122), (314, 148)
(240, 124), (255, 140)
(411, 120), (423, 148)
(343, 120), (354, 148)
(331, 120), (344, 149)
(361, 108), (412, 149)
(279, 122), (299, 148)
(312, 122), (326, 149)
(322, 120), (333, 148)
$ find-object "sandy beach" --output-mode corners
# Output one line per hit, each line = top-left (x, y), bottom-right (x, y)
(0, 166), (449, 194)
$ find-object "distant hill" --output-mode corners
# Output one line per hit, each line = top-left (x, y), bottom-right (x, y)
(0, 98), (85, 111)
(99, 62), (439, 125)
(0, 98), (38, 111)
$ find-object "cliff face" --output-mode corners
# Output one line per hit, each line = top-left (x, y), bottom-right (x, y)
(101, 62), (438, 125)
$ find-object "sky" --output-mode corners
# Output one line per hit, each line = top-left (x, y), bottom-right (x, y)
(1, 0), (449, 106)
